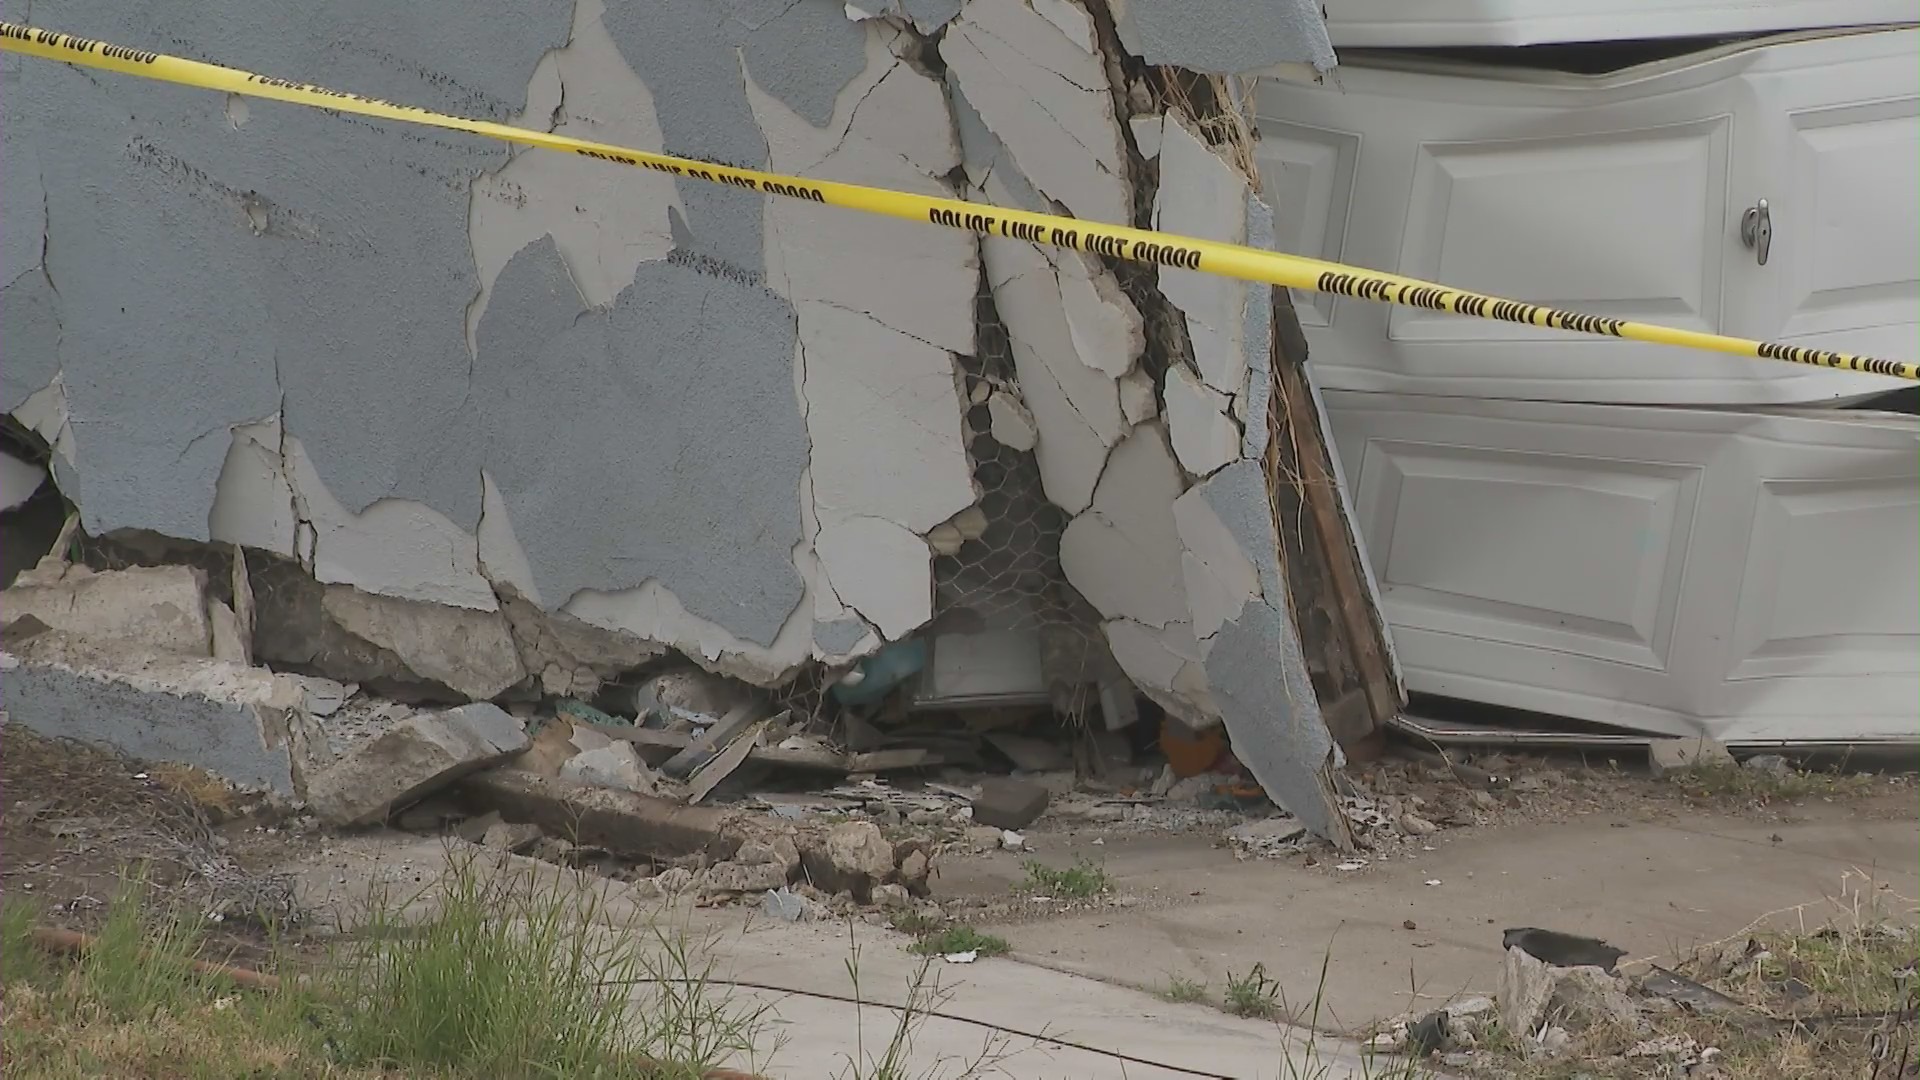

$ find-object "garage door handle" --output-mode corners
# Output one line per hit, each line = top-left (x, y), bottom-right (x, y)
(1740, 199), (1772, 266)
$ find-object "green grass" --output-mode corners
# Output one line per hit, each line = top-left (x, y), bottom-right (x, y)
(906, 926), (1010, 959)
(1667, 760), (1876, 805)
(1223, 962), (1280, 1019)
(2, 855), (777, 1079)
(1018, 857), (1110, 899)
(887, 909), (944, 937)
(1161, 975), (1208, 1003)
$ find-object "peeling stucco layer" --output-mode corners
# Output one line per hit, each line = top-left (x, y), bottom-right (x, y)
(7, 0), (1014, 680)
(6, 0), (1351, 835)
(1107, 0), (1338, 75)
(945, 0), (1132, 226)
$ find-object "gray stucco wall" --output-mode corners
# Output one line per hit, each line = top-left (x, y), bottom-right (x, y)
(2, 0), (1353, 832)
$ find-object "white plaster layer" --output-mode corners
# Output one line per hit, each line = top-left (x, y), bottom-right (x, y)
(1059, 252), (1146, 378)
(0, 448), (46, 514)
(14, 378), (75, 469)
(814, 516), (935, 640)
(986, 391), (1038, 451)
(475, 469), (542, 606)
(1129, 114), (1164, 159)
(794, 301), (976, 533)
(209, 421), (299, 555)
(208, 419), (497, 611)
(984, 233), (1127, 514)
(467, 0), (679, 343)
(1173, 481), (1264, 641)
(1103, 616), (1217, 725)
(755, 28), (975, 357)
(1057, 421), (1188, 628)
(564, 570), (817, 686)
(1119, 367), (1159, 424)
(1154, 111), (1252, 396)
(944, 0), (1133, 225)
(744, 21), (976, 652)
(1164, 364), (1241, 477)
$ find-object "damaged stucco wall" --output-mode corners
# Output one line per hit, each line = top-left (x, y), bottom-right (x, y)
(2, 0), (1349, 832)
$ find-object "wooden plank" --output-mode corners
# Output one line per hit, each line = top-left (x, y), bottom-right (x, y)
(1264, 285), (1403, 741)
(660, 703), (771, 778)
(576, 718), (864, 768)
(847, 748), (941, 772)
(687, 720), (766, 805)
(1275, 355), (1401, 726)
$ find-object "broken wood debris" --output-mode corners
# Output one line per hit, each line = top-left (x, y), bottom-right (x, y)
(572, 719), (945, 775)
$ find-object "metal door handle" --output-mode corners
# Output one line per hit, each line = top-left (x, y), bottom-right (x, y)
(1740, 199), (1771, 266)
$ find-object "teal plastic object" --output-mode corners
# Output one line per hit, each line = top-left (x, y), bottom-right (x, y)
(829, 638), (928, 706)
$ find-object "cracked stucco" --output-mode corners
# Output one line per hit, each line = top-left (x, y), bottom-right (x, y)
(5, 0), (1351, 835)
(1107, 0), (1337, 76)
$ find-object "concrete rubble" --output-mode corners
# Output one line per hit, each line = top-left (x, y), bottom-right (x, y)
(305, 703), (530, 826)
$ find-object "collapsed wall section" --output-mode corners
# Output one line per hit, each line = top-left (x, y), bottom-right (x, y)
(2, 0), (1369, 838)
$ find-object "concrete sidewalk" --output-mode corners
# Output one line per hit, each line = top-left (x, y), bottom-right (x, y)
(683, 917), (1380, 1079)
(289, 834), (1384, 1079)
(962, 803), (1919, 1032)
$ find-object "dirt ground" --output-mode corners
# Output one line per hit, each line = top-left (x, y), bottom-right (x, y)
(4, 724), (1914, 1074)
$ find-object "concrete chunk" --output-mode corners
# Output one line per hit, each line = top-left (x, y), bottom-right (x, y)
(1648, 736), (1734, 777)
(2, 565), (214, 657)
(307, 703), (529, 826)
(971, 776), (1050, 830)
(560, 742), (667, 798)
(0, 628), (336, 797)
(459, 768), (734, 861)
(701, 860), (789, 895)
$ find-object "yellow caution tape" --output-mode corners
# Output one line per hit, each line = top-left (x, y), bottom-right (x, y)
(3, 20), (1914, 382)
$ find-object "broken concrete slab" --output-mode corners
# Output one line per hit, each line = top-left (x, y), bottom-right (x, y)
(320, 586), (526, 703)
(459, 768), (737, 862)
(247, 561), (514, 705)
(701, 860), (790, 895)
(2, 564), (215, 657)
(1501, 945), (1557, 1038)
(491, 585), (666, 701)
(480, 820), (544, 855)
(971, 776), (1051, 830)
(810, 820), (897, 901)
(559, 742), (668, 798)
(306, 703), (529, 827)
(1501, 945), (1642, 1037)
(0, 628), (335, 797)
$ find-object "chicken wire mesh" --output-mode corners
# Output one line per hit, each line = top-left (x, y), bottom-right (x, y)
(777, 275), (1116, 729)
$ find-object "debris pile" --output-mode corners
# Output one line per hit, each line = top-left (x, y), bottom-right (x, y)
(0, 543), (1384, 912)
(1370, 921), (1920, 1075)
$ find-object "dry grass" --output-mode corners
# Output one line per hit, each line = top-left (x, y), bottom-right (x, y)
(1470, 875), (1919, 1079)
(1667, 760), (1878, 807)
(0, 728), (296, 929)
